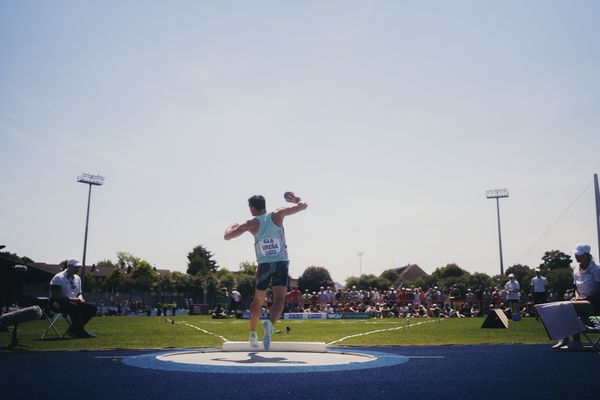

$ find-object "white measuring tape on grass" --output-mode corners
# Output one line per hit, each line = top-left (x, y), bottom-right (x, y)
(172, 317), (440, 347)
(175, 320), (229, 342)
(327, 319), (439, 345)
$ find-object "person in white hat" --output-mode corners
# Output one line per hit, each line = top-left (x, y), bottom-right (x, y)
(49, 259), (97, 338)
(504, 273), (521, 317)
(552, 244), (600, 350)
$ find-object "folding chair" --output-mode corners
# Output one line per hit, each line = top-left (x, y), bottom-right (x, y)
(582, 315), (600, 350)
(536, 301), (600, 351)
(37, 297), (72, 340)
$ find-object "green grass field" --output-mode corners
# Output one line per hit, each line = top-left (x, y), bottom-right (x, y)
(1, 315), (554, 352)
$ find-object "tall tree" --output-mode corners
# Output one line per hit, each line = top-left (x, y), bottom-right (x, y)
(170, 271), (192, 295)
(431, 263), (470, 290)
(546, 268), (574, 296)
(345, 274), (391, 290)
(116, 252), (140, 272)
(216, 268), (237, 290)
(465, 272), (494, 291)
(128, 261), (159, 292)
(0, 250), (33, 307)
(380, 268), (401, 285)
(298, 266), (334, 292)
(236, 262), (258, 301)
(102, 267), (126, 293)
(187, 245), (218, 275)
(539, 250), (572, 273)
(432, 263), (468, 279)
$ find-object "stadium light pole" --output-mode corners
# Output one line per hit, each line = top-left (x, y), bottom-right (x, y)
(594, 173), (600, 260)
(486, 188), (509, 276)
(77, 173), (105, 269)
(357, 252), (364, 276)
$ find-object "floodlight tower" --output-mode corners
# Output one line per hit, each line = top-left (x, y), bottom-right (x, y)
(78, 173), (105, 268)
(486, 188), (509, 276)
(595, 174), (600, 259)
(357, 251), (364, 276)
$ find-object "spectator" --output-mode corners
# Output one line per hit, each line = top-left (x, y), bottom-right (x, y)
(481, 288), (492, 313)
(505, 274), (521, 318)
(334, 289), (344, 310)
(549, 290), (560, 302)
(366, 303), (380, 318)
(229, 288), (242, 315)
(491, 287), (502, 308)
(564, 289), (575, 301)
(325, 287), (335, 304)
(318, 287), (327, 310)
(552, 244), (600, 351)
(211, 304), (227, 319)
(413, 288), (421, 306)
(302, 289), (311, 309)
(286, 287), (301, 312)
(530, 269), (548, 305)
(460, 302), (471, 317)
(347, 286), (359, 302)
(49, 259), (97, 339)
(465, 289), (477, 305)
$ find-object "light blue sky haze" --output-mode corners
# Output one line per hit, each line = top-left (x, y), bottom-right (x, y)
(1, 1), (599, 283)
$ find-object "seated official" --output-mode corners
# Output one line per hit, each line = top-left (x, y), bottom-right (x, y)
(50, 259), (97, 339)
(552, 244), (600, 351)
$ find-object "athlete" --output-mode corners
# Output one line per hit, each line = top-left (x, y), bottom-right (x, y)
(224, 192), (308, 350)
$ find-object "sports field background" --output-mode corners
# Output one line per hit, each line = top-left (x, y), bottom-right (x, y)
(2, 315), (551, 351)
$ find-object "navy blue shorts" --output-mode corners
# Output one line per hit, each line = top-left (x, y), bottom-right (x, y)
(255, 261), (289, 290)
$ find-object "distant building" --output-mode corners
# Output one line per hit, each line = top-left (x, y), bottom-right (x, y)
(392, 264), (428, 284)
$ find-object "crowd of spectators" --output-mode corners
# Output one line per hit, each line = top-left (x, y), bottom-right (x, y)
(279, 283), (547, 318)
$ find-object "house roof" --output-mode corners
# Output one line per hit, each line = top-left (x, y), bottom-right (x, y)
(393, 264), (428, 282)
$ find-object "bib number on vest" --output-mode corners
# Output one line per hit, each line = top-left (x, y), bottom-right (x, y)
(260, 238), (281, 257)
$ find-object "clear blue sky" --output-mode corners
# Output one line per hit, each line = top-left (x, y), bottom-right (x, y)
(1, 1), (599, 283)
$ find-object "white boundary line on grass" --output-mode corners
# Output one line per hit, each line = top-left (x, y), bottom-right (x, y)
(173, 319), (229, 342)
(327, 319), (439, 345)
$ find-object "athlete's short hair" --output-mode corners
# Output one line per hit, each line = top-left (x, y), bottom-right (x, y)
(248, 195), (266, 211)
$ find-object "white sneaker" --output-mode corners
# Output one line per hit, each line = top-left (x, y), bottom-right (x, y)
(551, 338), (568, 349)
(249, 331), (259, 349)
(263, 320), (273, 350)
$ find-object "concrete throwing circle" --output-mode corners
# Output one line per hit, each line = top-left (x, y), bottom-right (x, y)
(122, 348), (409, 374)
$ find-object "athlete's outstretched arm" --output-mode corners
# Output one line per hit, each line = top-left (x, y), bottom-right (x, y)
(224, 219), (256, 240)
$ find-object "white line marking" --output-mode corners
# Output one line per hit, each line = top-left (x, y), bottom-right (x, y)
(177, 321), (229, 342)
(327, 319), (439, 345)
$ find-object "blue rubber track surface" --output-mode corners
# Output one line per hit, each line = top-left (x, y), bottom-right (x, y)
(1, 345), (597, 400)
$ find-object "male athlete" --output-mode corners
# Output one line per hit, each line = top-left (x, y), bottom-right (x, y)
(224, 192), (308, 349)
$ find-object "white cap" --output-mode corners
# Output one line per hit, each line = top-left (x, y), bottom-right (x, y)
(508, 273), (515, 278)
(67, 259), (82, 267)
(574, 243), (591, 256)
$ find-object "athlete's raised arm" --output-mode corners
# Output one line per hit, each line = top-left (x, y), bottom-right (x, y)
(272, 192), (308, 225)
